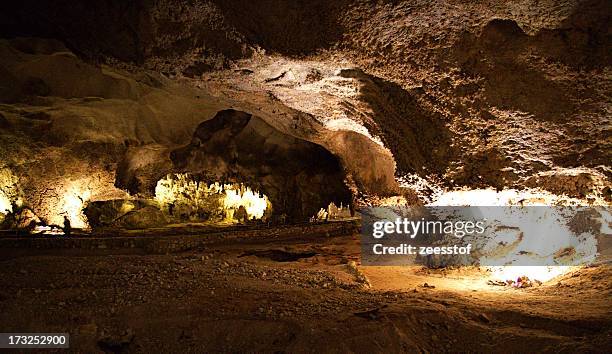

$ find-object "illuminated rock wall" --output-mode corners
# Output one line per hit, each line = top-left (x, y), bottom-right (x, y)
(155, 174), (271, 223)
(0, 168), (18, 213)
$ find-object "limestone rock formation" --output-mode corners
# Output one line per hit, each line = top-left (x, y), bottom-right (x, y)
(0, 0), (609, 228)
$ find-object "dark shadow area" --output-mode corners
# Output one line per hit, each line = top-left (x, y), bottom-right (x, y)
(454, 19), (577, 121)
(0, 0), (350, 63)
(213, 0), (348, 56)
(0, 1), (145, 62)
(532, 0), (611, 69)
(0, 0), (246, 64)
(240, 249), (317, 262)
(339, 69), (455, 177)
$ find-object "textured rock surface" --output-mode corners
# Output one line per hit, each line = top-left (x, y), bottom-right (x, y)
(84, 200), (167, 229)
(0, 38), (388, 226)
(0, 3), (610, 352)
(0, 0), (609, 227)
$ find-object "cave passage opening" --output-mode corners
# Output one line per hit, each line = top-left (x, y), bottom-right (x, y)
(166, 109), (354, 223)
(80, 109), (355, 230)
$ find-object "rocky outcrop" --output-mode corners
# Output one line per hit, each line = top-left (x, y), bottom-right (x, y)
(85, 200), (167, 229)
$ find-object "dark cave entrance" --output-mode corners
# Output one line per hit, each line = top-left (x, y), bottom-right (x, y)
(166, 109), (353, 223)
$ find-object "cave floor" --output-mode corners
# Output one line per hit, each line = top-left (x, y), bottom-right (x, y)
(0, 228), (609, 353)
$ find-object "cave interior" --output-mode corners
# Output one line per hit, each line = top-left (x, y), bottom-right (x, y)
(0, 0), (610, 352)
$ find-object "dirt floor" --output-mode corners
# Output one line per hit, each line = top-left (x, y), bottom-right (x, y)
(0, 227), (609, 353)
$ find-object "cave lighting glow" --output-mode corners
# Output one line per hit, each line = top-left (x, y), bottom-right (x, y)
(58, 183), (92, 229)
(33, 225), (65, 236)
(155, 174), (270, 222)
(428, 188), (602, 283)
(223, 186), (269, 220)
(428, 187), (592, 207)
(489, 265), (574, 283)
(0, 168), (18, 216)
(0, 191), (11, 215)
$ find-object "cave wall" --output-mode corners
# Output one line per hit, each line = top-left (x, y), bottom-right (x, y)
(0, 0), (609, 215)
(0, 38), (396, 226)
(0, 38), (226, 225)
